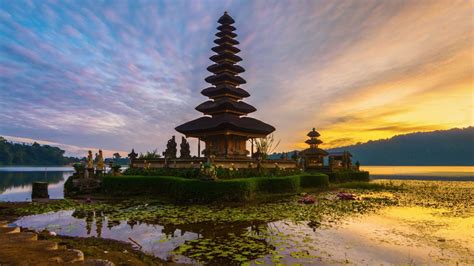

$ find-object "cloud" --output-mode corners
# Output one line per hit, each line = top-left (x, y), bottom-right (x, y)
(0, 0), (472, 155)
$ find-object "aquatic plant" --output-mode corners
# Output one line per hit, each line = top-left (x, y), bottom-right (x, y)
(173, 231), (274, 264)
(336, 192), (356, 200)
(298, 194), (316, 204)
(7, 180), (474, 265)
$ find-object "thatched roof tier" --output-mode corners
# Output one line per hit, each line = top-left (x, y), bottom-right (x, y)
(217, 25), (236, 32)
(207, 62), (244, 74)
(305, 138), (323, 145)
(205, 73), (246, 85)
(201, 86), (250, 98)
(216, 31), (237, 38)
(307, 128), (320, 138)
(195, 99), (256, 115)
(211, 45), (241, 54)
(209, 52), (242, 63)
(302, 147), (329, 156)
(214, 37), (239, 46)
(176, 114), (275, 137)
(218, 12), (235, 24)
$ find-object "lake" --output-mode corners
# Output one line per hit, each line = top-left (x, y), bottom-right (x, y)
(1, 166), (472, 202)
(2, 166), (473, 264)
(0, 166), (73, 202)
(11, 180), (474, 264)
(362, 165), (474, 181)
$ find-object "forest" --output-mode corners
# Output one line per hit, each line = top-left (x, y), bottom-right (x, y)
(0, 137), (80, 166)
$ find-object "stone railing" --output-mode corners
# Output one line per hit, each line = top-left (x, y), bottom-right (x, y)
(131, 157), (298, 169)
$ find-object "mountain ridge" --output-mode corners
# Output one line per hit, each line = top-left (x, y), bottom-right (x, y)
(270, 127), (474, 165)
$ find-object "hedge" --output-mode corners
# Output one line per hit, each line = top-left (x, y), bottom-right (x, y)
(326, 171), (370, 183)
(123, 167), (301, 179)
(103, 175), (258, 202)
(300, 174), (329, 188)
(102, 174), (327, 203)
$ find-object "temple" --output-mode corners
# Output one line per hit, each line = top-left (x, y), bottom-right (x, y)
(301, 128), (329, 170)
(300, 128), (358, 172)
(175, 12), (275, 158)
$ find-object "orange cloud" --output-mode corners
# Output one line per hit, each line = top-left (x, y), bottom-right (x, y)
(263, 1), (473, 151)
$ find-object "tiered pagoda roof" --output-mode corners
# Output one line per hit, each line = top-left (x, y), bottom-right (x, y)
(303, 128), (328, 155)
(176, 12), (275, 138)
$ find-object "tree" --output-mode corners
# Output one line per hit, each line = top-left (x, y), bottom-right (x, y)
(113, 153), (121, 160)
(0, 136), (78, 166)
(254, 134), (280, 160)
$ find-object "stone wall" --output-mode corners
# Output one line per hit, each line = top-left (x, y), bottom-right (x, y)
(131, 158), (298, 169)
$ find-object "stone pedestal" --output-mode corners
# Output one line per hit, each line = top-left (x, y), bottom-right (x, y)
(87, 168), (95, 178)
(95, 169), (103, 177)
(32, 182), (49, 199)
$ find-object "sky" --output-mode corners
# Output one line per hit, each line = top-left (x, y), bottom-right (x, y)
(0, 0), (473, 157)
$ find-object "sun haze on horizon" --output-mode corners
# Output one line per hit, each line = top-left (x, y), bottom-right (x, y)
(0, 0), (472, 156)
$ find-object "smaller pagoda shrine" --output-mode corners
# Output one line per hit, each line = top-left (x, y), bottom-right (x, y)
(301, 128), (328, 170)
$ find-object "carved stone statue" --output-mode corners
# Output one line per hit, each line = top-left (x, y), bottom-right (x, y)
(163, 136), (177, 159)
(96, 150), (105, 171)
(87, 150), (94, 169)
(128, 148), (138, 161)
(180, 137), (191, 158)
(253, 147), (262, 160)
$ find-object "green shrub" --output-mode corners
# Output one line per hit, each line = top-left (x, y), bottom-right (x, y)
(326, 171), (370, 183)
(300, 174), (329, 188)
(102, 175), (304, 203)
(102, 175), (258, 203)
(255, 176), (300, 194)
(123, 166), (301, 180)
(123, 167), (200, 179)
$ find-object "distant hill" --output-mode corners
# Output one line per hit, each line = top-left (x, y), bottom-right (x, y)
(0, 136), (80, 166)
(270, 127), (474, 166)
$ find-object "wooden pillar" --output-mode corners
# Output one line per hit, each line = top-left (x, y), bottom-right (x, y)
(198, 138), (201, 158)
(224, 135), (228, 156)
(251, 138), (254, 157)
(32, 182), (49, 199)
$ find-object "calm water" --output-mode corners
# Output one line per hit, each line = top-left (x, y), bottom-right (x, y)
(362, 165), (474, 181)
(0, 166), (73, 202)
(1, 166), (472, 202)
(13, 194), (474, 264)
(5, 168), (473, 264)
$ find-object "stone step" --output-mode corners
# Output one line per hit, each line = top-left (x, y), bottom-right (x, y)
(0, 223), (111, 265)
(1, 239), (59, 251)
(82, 259), (116, 266)
(0, 226), (20, 234)
(0, 231), (37, 241)
(49, 249), (85, 263)
(0, 250), (84, 264)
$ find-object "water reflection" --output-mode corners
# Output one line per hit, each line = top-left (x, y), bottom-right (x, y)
(0, 167), (73, 202)
(362, 166), (474, 181)
(13, 205), (474, 264)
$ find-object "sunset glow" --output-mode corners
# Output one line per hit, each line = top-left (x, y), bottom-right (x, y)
(0, 0), (472, 155)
